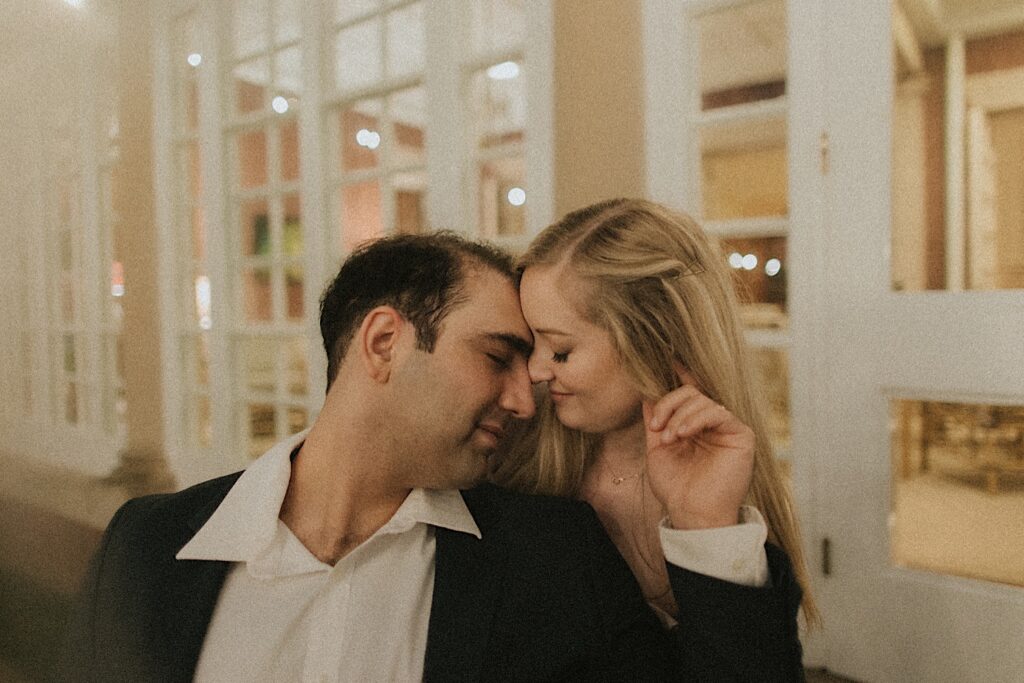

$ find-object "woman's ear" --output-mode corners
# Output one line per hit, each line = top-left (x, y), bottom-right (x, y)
(357, 306), (405, 383)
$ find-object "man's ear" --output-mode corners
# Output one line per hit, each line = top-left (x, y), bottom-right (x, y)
(357, 306), (406, 383)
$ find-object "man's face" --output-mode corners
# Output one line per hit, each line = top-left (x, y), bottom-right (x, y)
(389, 267), (535, 489)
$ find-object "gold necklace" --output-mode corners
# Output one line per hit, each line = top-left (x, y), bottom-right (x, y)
(610, 470), (642, 485)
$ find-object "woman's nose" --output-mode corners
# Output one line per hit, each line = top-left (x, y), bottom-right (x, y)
(527, 351), (553, 383)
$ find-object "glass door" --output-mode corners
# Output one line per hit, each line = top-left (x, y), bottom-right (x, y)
(813, 1), (1024, 680)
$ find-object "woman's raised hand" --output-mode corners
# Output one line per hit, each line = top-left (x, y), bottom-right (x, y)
(643, 373), (755, 530)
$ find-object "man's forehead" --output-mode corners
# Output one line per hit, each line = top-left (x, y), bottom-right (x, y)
(452, 268), (532, 346)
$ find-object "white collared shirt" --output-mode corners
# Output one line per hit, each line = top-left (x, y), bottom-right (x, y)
(177, 430), (480, 683)
(177, 430), (767, 682)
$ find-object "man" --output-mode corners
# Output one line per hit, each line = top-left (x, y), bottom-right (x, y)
(62, 233), (803, 682)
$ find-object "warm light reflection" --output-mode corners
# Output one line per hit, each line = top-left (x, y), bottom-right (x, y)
(272, 96), (289, 114)
(507, 187), (526, 206)
(187, 53), (202, 68)
(110, 261), (125, 297)
(765, 257), (782, 276)
(356, 128), (381, 149)
(195, 275), (212, 330)
(487, 61), (520, 80)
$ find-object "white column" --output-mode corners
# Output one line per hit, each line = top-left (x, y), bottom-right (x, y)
(944, 35), (966, 291)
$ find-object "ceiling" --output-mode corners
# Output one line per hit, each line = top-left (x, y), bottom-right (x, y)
(900, 0), (1024, 45)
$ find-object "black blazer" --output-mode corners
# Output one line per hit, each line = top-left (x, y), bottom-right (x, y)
(61, 474), (803, 682)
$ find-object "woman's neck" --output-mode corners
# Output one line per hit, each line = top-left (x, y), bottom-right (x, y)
(594, 417), (645, 468)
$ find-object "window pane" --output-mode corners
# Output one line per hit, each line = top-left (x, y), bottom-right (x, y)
(65, 381), (79, 424)
(472, 63), (526, 149)
(286, 336), (308, 395)
(59, 229), (73, 270)
(243, 267), (273, 322)
(195, 394), (212, 448)
(274, 0), (301, 45)
(240, 199), (270, 257)
(285, 264), (304, 321)
(340, 181), (383, 252)
(280, 118), (301, 182)
(393, 171), (426, 235)
(237, 129), (268, 189)
(192, 334), (210, 387)
(233, 59), (268, 116)
(191, 204), (206, 262)
(891, 399), (1024, 587)
(283, 194), (303, 255)
(248, 403), (276, 458)
(385, 3), (424, 79)
(233, 0), (266, 60)
(701, 117), (787, 221)
(63, 333), (76, 374)
(720, 236), (787, 329)
(334, 19), (383, 93)
(479, 157), (525, 237)
(339, 99), (382, 173)
(274, 45), (302, 103)
(390, 87), (426, 167)
(335, 0), (380, 25)
(698, 0), (786, 111)
(185, 142), (202, 198)
(470, 0), (524, 57)
(752, 347), (790, 452)
(287, 406), (308, 434)
(185, 78), (200, 134)
(241, 337), (276, 393)
(891, 27), (1024, 291)
(60, 273), (75, 325)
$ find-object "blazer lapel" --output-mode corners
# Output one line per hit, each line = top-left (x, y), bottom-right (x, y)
(153, 476), (239, 680)
(423, 496), (510, 682)
(157, 557), (231, 681)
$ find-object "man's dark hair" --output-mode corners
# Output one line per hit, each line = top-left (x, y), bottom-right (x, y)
(319, 232), (516, 390)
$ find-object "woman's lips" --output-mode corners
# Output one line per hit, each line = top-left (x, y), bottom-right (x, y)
(549, 390), (572, 403)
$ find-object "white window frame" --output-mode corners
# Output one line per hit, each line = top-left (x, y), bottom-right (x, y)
(154, 0), (555, 486)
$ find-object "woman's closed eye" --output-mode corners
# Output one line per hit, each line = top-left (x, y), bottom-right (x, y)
(552, 351), (570, 364)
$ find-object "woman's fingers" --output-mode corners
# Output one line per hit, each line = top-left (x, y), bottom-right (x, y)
(646, 384), (702, 431)
(660, 397), (731, 443)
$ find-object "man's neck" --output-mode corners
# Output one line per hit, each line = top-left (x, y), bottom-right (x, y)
(278, 417), (411, 565)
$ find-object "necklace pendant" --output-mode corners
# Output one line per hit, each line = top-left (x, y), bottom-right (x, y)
(612, 476), (625, 485)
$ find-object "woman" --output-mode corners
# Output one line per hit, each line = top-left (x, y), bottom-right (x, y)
(493, 198), (816, 672)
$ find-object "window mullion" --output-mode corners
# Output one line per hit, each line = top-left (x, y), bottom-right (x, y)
(201, 0), (237, 474)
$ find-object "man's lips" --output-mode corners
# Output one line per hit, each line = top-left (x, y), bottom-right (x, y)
(477, 423), (506, 440)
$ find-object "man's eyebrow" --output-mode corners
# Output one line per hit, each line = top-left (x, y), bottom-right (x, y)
(482, 332), (534, 358)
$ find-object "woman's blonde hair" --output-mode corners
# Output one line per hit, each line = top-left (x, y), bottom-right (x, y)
(492, 198), (818, 624)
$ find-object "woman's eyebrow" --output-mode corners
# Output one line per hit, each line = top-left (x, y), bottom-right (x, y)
(534, 328), (571, 337)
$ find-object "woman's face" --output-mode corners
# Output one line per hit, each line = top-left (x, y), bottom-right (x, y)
(519, 265), (643, 434)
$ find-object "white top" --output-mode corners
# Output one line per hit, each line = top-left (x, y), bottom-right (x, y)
(177, 430), (767, 682)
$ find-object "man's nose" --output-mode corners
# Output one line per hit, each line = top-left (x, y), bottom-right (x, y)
(527, 351), (552, 384)
(500, 363), (536, 419)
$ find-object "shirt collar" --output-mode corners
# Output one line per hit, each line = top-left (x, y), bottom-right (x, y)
(176, 430), (481, 564)
(176, 429), (307, 562)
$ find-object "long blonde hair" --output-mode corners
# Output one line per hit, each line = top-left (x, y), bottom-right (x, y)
(492, 198), (818, 624)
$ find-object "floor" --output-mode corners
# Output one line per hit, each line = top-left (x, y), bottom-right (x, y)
(892, 462), (1024, 587)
